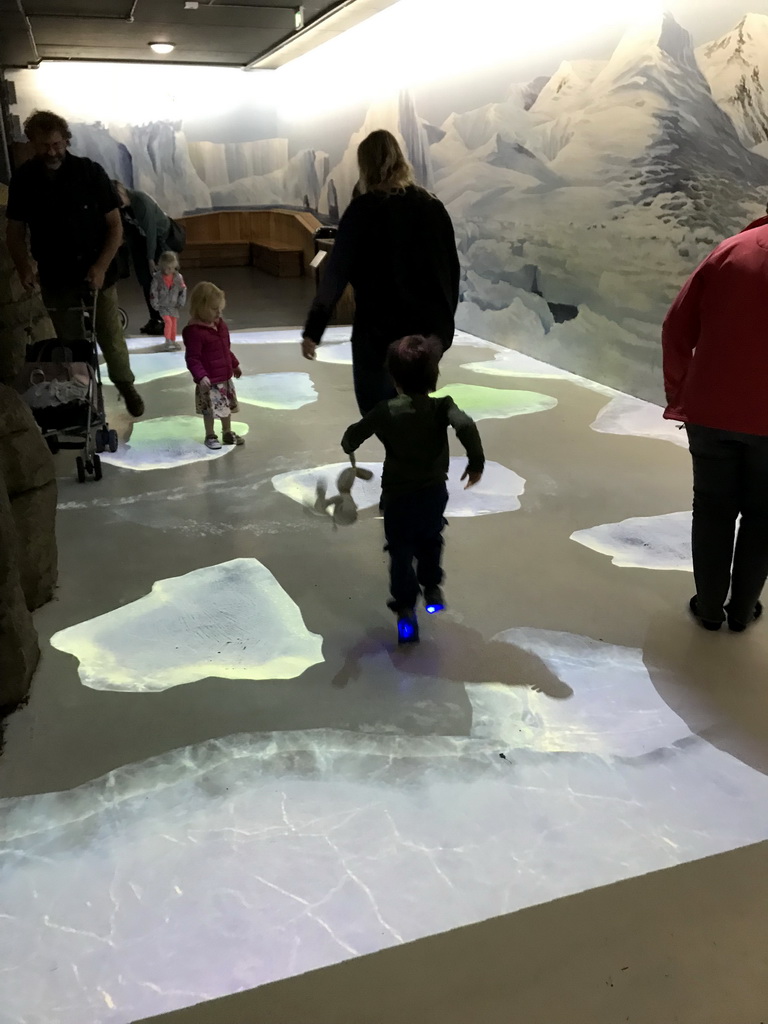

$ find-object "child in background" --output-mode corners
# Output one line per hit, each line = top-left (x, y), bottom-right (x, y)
(150, 251), (187, 351)
(182, 282), (244, 451)
(342, 334), (485, 643)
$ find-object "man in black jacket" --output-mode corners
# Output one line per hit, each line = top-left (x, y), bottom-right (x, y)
(6, 110), (143, 417)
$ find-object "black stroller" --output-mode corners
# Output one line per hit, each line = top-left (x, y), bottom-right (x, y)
(17, 293), (119, 483)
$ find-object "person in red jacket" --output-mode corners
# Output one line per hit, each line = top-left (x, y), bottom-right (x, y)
(182, 282), (244, 450)
(662, 223), (768, 632)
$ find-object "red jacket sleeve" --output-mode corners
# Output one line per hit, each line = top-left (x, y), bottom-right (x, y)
(223, 320), (239, 373)
(662, 262), (707, 414)
(182, 325), (208, 383)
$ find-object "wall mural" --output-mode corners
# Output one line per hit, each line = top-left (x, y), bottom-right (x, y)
(8, 9), (768, 401)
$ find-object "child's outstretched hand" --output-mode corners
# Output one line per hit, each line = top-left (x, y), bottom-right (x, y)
(461, 466), (483, 489)
(199, 376), (211, 392)
(233, 366), (242, 379)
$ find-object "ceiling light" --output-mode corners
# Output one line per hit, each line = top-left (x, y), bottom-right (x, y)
(149, 42), (175, 55)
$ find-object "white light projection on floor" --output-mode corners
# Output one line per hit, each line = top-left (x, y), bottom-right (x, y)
(432, 383), (557, 421)
(3, 644), (768, 1024)
(572, 511), (692, 571)
(236, 372), (317, 410)
(272, 457), (526, 518)
(591, 395), (689, 448)
(316, 340), (353, 365)
(104, 351), (187, 385)
(469, 628), (686, 756)
(100, 416), (250, 472)
(230, 326), (352, 345)
(461, 342), (616, 397)
(50, 558), (323, 692)
(315, 333), (515, 367)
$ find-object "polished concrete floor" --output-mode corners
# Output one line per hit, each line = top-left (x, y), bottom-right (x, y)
(1, 279), (768, 1023)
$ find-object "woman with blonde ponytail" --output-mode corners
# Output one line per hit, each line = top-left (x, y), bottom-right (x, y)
(302, 130), (460, 415)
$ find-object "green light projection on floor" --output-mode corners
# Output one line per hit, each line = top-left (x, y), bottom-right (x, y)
(101, 416), (250, 472)
(50, 558), (324, 692)
(432, 383), (557, 421)
(236, 372), (317, 410)
(104, 351), (187, 386)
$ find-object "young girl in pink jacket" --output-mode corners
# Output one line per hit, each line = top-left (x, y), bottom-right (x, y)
(182, 282), (244, 450)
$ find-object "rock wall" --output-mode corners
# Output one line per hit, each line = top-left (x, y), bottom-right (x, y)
(0, 183), (54, 387)
(0, 384), (58, 712)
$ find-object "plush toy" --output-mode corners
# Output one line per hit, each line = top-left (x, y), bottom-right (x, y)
(314, 457), (375, 527)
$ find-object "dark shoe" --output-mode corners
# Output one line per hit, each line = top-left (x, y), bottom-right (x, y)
(726, 601), (763, 633)
(140, 320), (165, 336)
(423, 585), (445, 614)
(689, 596), (722, 632)
(115, 382), (145, 418)
(222, 430), (245, 446)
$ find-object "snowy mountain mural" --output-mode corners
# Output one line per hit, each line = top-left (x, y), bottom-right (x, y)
(317, 90), (436, 215)
(8, 7), (768, 399)
(698, 13), (768, 148)
(434, 11), (768, 398)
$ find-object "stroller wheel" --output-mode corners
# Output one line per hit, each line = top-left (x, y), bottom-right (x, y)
(76, 456), (86, 484)
(93, 454), (103, 482)
(46, 435), (60, 455)
(95, 429), (106, 454)
(118, 307), (129, 331)
(107, 429), (119, 453)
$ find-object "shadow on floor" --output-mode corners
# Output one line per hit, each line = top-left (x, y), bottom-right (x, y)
(332, 616), (572, 700)
(644, 611), (768, 776)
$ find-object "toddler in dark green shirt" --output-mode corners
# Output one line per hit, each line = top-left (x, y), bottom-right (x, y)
(342, 335), (485, 643)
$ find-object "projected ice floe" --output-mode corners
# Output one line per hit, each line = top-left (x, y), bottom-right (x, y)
(273, 457), (525, 518)
(433, 383), (557, 421)
(572, 511), (692, 571)
(470, 629), (686, 757)
(461, 347), (616, 396)
(104, 351), (187, 385)
(236, 372), (317, 410)
(591, 396), (689, 448)
(50, 558), (323, 692)
(100, 416), (250, 472)
(230, 326), (352, 345)
(316, 340), (353, 365)
(3, 698), (768, 1024)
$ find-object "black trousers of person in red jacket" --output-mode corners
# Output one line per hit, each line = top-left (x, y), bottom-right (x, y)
(687, 424), (768, 625)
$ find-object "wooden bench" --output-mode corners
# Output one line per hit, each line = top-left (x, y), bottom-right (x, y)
(251, 240), (303, 278)
(178, 209), (319, 278)
(182, 241), (251, 269)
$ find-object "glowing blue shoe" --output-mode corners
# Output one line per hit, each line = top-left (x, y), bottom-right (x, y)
(397, 610), (420, 645)
(423, 586), (445, 615)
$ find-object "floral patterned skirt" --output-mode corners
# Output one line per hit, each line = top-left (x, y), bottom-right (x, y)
(195, 378), (239, 419)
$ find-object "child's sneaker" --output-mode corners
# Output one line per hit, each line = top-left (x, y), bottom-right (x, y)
(222, 430), (245, 446)
(397, 612), (419, 644)
(387, 599), (420, 644)
(205, 434), (222, 450)
(423, 586), (445, 614)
